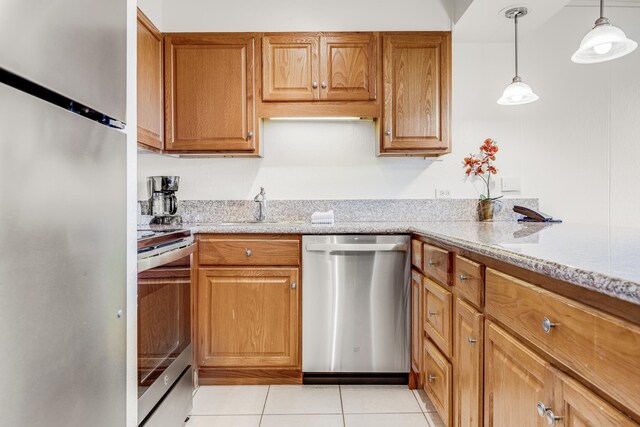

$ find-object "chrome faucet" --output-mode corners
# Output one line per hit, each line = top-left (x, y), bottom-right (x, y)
(253, 187), (267, 221)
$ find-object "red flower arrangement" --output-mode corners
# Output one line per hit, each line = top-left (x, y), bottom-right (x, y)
(463, 138), (501, 200)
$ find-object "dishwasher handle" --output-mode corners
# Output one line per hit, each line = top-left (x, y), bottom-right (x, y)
(305, 243), (408, 252)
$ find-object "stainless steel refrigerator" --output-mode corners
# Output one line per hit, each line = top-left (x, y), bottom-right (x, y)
(0, 1), (127, 426)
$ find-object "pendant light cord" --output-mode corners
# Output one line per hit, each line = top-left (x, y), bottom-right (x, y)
(600, 0), (604, 19)
(514, 12), (519, 78)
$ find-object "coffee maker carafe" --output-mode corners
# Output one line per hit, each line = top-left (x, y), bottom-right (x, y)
(147, 176), (182, 225)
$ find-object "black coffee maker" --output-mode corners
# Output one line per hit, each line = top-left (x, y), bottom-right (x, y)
(147, 176), (182, 225)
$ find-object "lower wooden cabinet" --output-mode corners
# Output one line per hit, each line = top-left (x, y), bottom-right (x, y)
(484, 321), (547, 427)
(197, 267), (300, 369)
(454, 299), (483, 427)
(411, 270), (423, 382)
(548, 367), (638, 427)
(424, 339), (452, 426)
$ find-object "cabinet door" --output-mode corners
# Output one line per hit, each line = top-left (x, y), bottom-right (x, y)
(381, 33), (451, 155)
(484, 321), (546, 427)
(137, 10), (163, 150)
(197, 268), (300, 368)
(165, 35), (256, 152)
(262, 35), (319, 101)
(547, 367), (638, 427)
(319, 34), (377, 101)
(411, 270), (423, 382)
(454, 299), (483, 427)
(423, 277), (453, 358)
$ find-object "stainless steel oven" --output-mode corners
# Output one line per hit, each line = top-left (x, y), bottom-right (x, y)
(137, 229), (195, 427)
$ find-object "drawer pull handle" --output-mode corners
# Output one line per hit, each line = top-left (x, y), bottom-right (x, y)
(467, 337), (477, 344)
(427, 374), (436, 383)
(544, 409), (562, 426)
(291, 282), (297, 289)
(542, 317), (557, 333)
(428, 259), (439, 266)
(459, 274), (468, 281)
(536, 401), (548, 417)
(245, 248), (252, 256)
(428, 310), (438, 317)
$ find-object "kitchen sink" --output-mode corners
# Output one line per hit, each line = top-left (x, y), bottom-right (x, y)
(218, 220), (306, 226)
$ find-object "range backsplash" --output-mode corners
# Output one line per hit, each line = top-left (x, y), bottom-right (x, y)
(139, 198), (539, 223)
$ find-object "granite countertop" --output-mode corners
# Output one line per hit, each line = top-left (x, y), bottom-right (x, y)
(166, 221), (640, 306)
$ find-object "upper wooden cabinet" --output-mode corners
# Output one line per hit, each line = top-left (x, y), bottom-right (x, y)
(262, 33), (377, 103)
(381, 33), (451, 156)
(262, 35), (319, 101)
(137, 10), (164, 150)
(164, 34), (257, 154)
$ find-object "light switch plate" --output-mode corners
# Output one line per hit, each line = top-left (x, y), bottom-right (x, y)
(501, 177), (521, 192)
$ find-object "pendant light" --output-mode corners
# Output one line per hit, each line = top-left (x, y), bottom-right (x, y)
(572, 0), (637, 64)
(497, 7), (539, 106)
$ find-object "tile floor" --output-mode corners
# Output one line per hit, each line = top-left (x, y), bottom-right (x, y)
(187, 385), (445, 427)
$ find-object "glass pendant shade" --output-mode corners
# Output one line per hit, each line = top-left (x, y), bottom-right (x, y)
(497, 77), (539, 105)
(572, 21), (637, 64)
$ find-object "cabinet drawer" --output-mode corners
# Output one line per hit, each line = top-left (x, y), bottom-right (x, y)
(424, 277), (453, 358)
(422, 243), (451, 286)
(199, 236), (300, 266)
(486, 269), (640, 418)
(455, 255), (484, 308)
(423, 339), (452, 426)
(411, 239), (423, 270)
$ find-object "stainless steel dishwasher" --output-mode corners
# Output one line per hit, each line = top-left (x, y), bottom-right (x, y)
(302, 235), (411, 378)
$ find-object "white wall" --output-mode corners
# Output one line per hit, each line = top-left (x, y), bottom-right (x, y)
(137, 2), (640, 228)
(160, 0), (451, 32)
(137, 0), (162, 29)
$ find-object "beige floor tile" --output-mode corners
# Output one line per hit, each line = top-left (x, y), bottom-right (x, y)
(261, 414), (344, 427)
(263, 385), (342, 414)
(340, 385), (422, 414)
(190, 386), (268, 415)
(412, 389), (438, 413)
(344, 413), (429, 427)
(185, 415), (261, 427)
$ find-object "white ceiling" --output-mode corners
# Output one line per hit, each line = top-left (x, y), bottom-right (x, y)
(453, 0), (640, 42)
(453, 0), (573, 42)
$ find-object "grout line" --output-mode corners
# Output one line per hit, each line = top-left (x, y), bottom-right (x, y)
(422, 411), (435, 427)
(410, 389), (426, 413)
(258, 385), (270, 427)
(339, 385), (346, 427)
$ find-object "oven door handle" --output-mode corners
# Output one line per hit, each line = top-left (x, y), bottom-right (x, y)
(137, 243), (195, 272)
(305, 243), (407, 252)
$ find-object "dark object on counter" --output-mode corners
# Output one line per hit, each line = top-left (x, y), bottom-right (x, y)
(514, 205), (562, 223)
(151, 215), (182, 225)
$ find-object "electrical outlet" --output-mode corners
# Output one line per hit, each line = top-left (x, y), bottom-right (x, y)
(435, 188), (452, 199)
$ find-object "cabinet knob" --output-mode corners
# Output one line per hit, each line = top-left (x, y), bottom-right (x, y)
(385, 130), (391, 136)
(459, 274), (468, 281)
(245, 248), (252, 256)
(545, 409), (561, 426)
(427, 374), (436, 383)
(428, 259), (439, 266)
(291, 282), (297, 289)
(536, 401), (548, 417)
(542, 317), (556, 333)
(312, 81), (318, 89)
(247, 131), (254, 140)
(467, 337), (477, 344)
(428, 310), (438, 317)
(321, 81), (327, 89)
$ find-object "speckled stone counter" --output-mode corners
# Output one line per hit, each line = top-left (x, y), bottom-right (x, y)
(176, 221), (640, 306)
